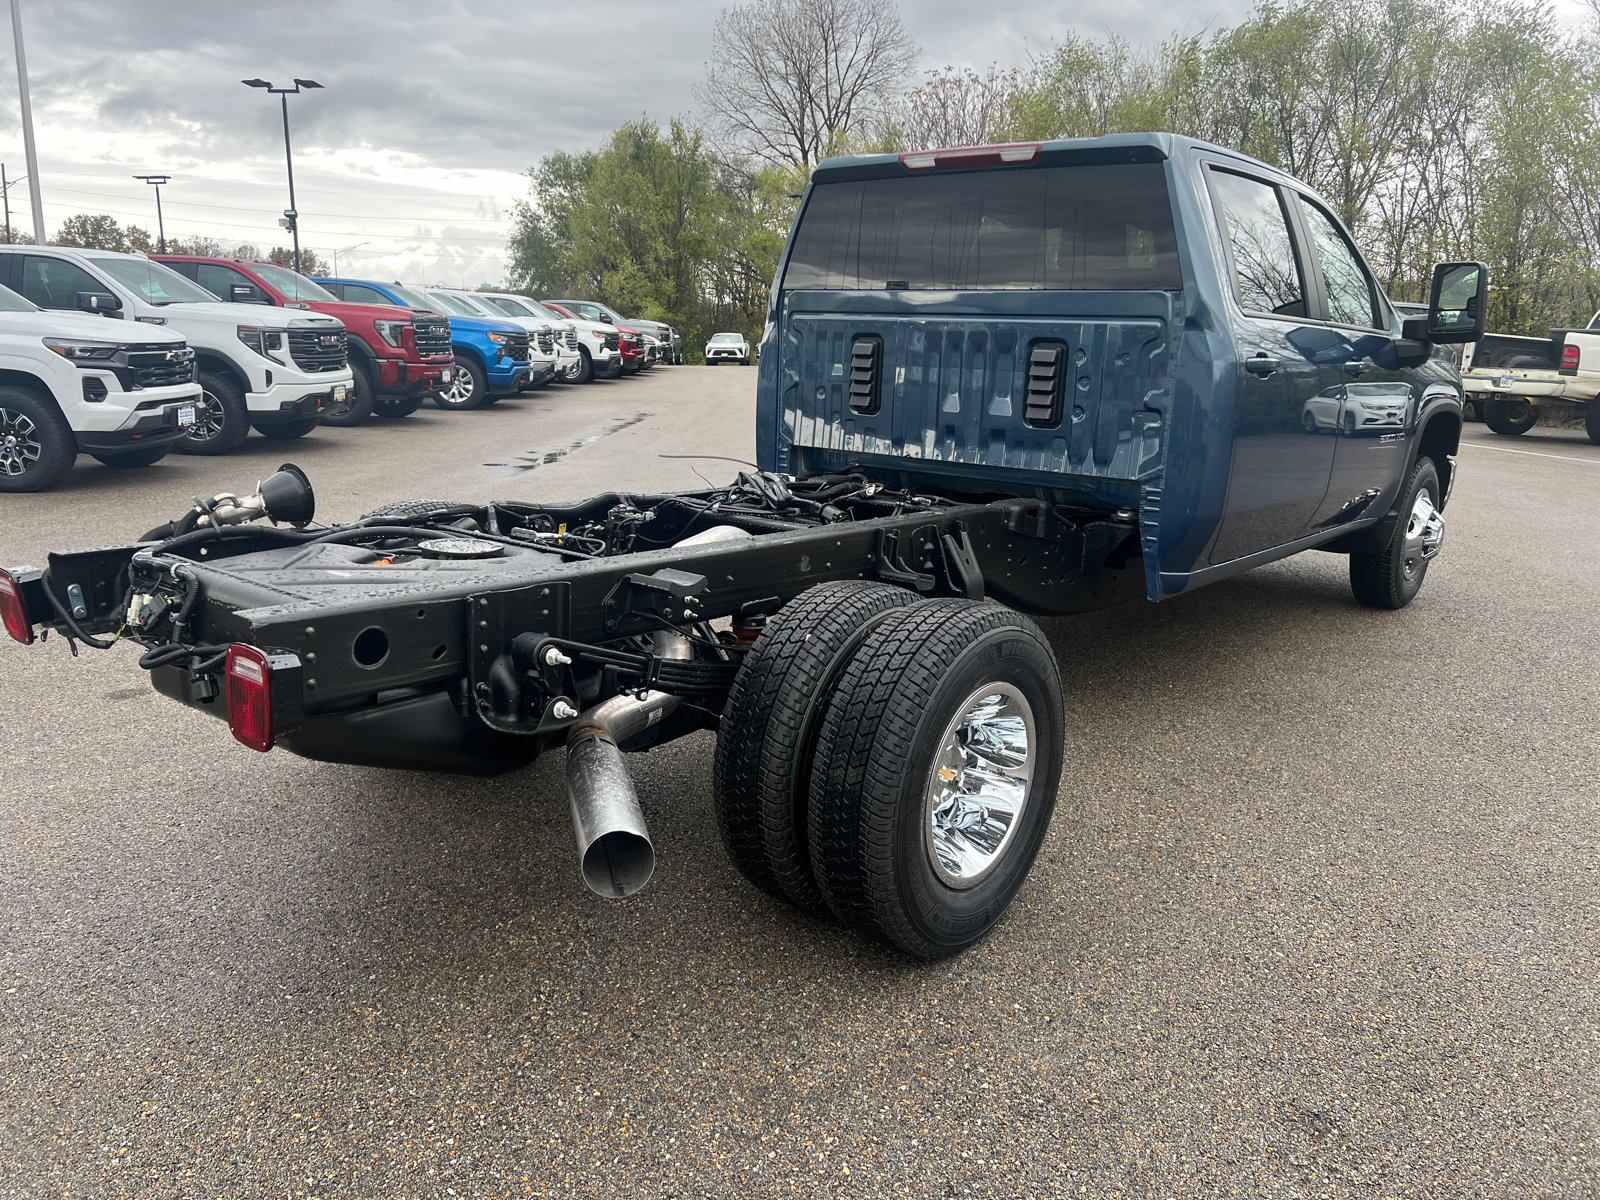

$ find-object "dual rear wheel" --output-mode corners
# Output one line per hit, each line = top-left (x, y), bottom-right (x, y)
(713, 582), (1063, 959)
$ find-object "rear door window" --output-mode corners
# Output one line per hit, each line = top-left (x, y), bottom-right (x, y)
(782, 162), (1181, 291)
(19, 256), (107, 309)
(1207, 169), (1306, 319)
(1296, 197), (1380, 329)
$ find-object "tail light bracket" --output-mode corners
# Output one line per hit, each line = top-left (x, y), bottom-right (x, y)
(225, 644), (304, 752)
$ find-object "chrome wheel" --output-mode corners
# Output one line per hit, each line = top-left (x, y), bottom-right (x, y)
(923, 682), (1037, 889)
(1401, 490), (1445, 581)
(437, 364), (478, 407)
(0, 407), (42, 477)
(187, 390), (226, 443)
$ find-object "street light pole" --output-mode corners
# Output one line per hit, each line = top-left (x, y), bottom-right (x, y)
(134, 175), (170, 253)
(332, 241), (368, 274)
(241, 77), (324, 274)
(9, 0), (46, 246)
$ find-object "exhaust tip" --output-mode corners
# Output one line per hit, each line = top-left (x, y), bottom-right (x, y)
(580, 831), (655, 898)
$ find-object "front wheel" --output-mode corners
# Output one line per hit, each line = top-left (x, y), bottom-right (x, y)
(254, 418), (319, 440)
(0, 387), (75, 492)
(1482, 396), (1537, 436)
(1349, 457), (1444, 610)
(90, 445), (171, 467)
(321, 363), (375, 427)
(808, 600), (1064, 959)
(433, 356), (485, 410)
(176, 372), (251, 456)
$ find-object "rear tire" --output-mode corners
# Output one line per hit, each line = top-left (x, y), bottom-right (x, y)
(90, 445), (171, 467)
(255, 418), (319, 440)
(433, 356), (485, 410)
(1482, 396), (1538, 436)
(321, 362), (375, 427)
(177, 372), (251, 456)
(808, 600), (1064, 959)
(0, 387), (75, 492)
(1349, 457), (1444, 610)
(714, 581), (920, 914)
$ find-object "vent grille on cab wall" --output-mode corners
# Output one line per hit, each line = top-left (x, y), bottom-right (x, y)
(1025, 342), (1067, 426)
(849, 336), (883, 413)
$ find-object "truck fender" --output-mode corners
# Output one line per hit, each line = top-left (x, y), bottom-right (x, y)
(194, 353), (250, 395)
(0, 366), (60, 407)
(1321, 397), (1461, 556)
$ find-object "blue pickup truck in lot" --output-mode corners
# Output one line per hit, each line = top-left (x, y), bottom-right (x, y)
(2, 133), (1484, 960)
(313, 277), (537, 410)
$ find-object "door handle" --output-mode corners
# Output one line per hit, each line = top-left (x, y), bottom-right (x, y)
(1245, 353), (1281, 378)
(1343, 359), (1370, 377)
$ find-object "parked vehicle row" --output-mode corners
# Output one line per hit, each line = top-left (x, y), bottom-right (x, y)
(0, 244), (685, 491)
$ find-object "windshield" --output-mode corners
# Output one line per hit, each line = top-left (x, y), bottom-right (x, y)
(91, 255), (220, 305)
(423, 290), (487, 318)
(380, 283), (434, 310)
(710, 333), (743, 343)
(483, 295), (541, 318)
(783, 162), (1181, 291)
(0, 281), (37, 312)
(250, 263), (339, 303)
(449, 292), (500, 317)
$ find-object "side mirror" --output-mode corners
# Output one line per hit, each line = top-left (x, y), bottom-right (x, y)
(76, 291), (121, 316)
(1427, 261), (1489, 345)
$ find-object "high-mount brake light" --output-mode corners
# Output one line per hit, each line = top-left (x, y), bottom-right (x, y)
(0, 568), (34, 645)
(899, 143), (1042, 171)
(1562, 343), (1581, 370)
(226, 644), (274, 752)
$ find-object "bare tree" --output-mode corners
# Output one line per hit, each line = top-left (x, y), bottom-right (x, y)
(696, 0), (919, 169)
(897, 65), (1022, 150)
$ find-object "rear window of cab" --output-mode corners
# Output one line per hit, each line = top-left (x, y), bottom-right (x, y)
(782, 162), (1180, 292)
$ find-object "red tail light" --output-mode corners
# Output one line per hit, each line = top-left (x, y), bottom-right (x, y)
(900, 142), (1041, 171)
(0, 568), (34, 645)
(226, 644), (273, 752)
(1562, 343), (1580, 369)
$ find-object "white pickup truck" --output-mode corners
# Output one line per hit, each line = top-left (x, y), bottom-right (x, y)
(1460, 312), (1600, 444)
(0, 277), (202, 492)
(0, 247), (353, 456)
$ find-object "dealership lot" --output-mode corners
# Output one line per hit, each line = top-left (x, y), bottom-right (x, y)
(1, 368), (1596, 1197)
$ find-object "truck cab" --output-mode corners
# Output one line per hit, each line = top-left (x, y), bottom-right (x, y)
(156, 257), (455, 424)
(0, 247), (352, 456)
(758, 133), (1476, 606)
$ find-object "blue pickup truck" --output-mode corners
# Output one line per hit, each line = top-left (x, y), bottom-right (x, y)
(313, 277), (538, 410)
(3, 133), (1483, 959)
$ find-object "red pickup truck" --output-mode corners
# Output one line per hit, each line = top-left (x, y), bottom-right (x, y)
(153, 256), (455, 423)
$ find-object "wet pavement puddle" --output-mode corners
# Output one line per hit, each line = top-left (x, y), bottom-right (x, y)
(483, 412), (651, 471)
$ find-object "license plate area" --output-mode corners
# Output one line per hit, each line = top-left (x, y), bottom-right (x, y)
(177, 405), (196, 428)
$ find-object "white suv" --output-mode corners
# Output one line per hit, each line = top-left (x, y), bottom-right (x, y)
(705, 332), (751, 365)
(0, 278), (201, 491)
(0, 247), (352, 456)
(473, 293), (584, 382)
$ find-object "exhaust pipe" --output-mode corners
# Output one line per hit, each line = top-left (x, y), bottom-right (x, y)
(564, 631), (690, 898)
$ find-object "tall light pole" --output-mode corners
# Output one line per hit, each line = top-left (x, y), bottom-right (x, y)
(133, 174), (170, 252)
(241, 76), (323, 273)
(332, 240), (368, 274)
(9, 0), (46, 246)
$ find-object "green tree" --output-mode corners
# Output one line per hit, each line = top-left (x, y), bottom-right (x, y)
(52, 213), (154, 253)
(268, 246), (330, 277)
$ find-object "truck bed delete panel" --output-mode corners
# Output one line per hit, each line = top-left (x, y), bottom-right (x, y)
(778, 312), (1169, 493)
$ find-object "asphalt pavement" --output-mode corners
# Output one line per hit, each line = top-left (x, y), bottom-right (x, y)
(1, 368), (1596, 1199)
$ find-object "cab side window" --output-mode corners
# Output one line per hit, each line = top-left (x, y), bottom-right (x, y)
(196, 263), (269, 304)
(1207, 169), (1306, 319)
(1298, 198), (1381, 329)
(20, 256), (107, 309)
(343, 284), (395, 306)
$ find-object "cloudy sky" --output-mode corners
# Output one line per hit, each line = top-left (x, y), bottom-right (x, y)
(1, 0), (1594, 287)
